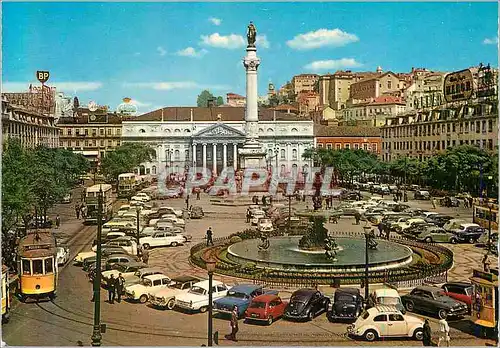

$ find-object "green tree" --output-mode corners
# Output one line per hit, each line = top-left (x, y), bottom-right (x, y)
(100, 143), (155, 183)
(196, 90), (215, 107)
(216, 96), (224, 106)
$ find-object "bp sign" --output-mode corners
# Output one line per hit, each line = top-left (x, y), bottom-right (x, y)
(443, 69), (473, 102)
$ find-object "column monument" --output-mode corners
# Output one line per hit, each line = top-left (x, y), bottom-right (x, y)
(238, 21), (267, 169)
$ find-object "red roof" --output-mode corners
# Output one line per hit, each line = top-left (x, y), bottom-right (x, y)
(369, 96), (405, 105)
(273, 104), (298, 112)
(226, 93), (245, 99)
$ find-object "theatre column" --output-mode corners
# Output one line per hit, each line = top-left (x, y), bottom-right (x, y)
(212, 143), (217, 175)
(202, 143), (207, 170)
(233, 143), (238, 170)
(223, 143), (227, 169)
(192, 143), (197, 166)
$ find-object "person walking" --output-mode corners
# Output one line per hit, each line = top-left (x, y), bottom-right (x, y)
(196, 189), (201, 200)
(354, 211), (361, 225)
(225, 305), (239, 342)
(142, 248), (149, 265)
(116, 273), (125, 303)
(107, 274), (116, 304)
(437, 317), (450, 347)
(246, 208), (251, 223)
(55, 214), (61, 229)
(423, 319), (432, 346)
(206, 227), (214, 246)
(75, 204), (80, 220)
(432, 198), (437, 209)
(377, 221), (384, 237)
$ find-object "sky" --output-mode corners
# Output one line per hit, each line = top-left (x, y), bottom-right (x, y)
(2, 2), (498, 114)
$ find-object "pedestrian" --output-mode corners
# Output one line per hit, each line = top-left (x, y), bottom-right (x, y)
(463, 199), (468, 209)
(437, 317), (450, 347)
(225, 305), (239, 342)
(75, 204), (80, 220)
(432, 198), (437, 209)
(354, 212), (360, 225)
(142, 248), (149, 265)
(81, 205), (87, 219)
(385, 225), (391, 240)
(206, 227), (214, 246)
(246, 208), (251, 223)
(55, 214), (61, 229)
(262, 195), (266, 206)
(423, 319), (432, 346)
(107, 274), (116, 304)
(377, 222), (384, 237)
(185, 194), (190, 210)
(116, 273), (125, 303)
(196, 189), (200, 200)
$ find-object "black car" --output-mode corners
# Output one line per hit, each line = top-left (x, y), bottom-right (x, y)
(442, 197), (460, 207)
(327, 288), (363, 322)
(401, 285), (469, 319)
(451, 225), (486, 244)
(284, 289), (330, 321)
(403, 224), (437, 238)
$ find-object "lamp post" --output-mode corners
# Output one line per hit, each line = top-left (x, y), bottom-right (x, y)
(488, 202), (493, 250)
(135, 205), (141, 257)
(487, 175), (493, 198)
(274, 149), (279, 175)
(206, 258), (217, 347)
(363, 223), (371, 301)
(91, 188), (103, 346)
(403, 155), (408, 202)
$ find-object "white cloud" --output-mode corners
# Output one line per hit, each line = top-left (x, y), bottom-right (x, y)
(2, 81), (102, 93)
(287, 28), (359, 50)
(256, 34), (270, 49)
(483, 37), (498, 45)
(304, 58), (363, 71)
(157, 46), (167, 56)
(200, 33), (245, 49)
(176, 47), (208, 58)
(123, 82), (229, 91)
(209, 17), (221, 26)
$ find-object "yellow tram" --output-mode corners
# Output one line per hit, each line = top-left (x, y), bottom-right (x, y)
(2, 265), (10, 322)
(470, 268), (498, 336)
(17, 231), (58, 302)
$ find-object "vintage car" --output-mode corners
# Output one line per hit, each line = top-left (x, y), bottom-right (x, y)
(93, 237), (138, 255)
(139, 231), (185, 249)
(149, 276), (201, 309)
(213, 284), (276, 317)
(450, 223), (485, 244)
(62, 193), (72, 203)
(283, 289), (330, 321)
(175, 280), (229, 312)
(73, 246), (127, 266)
(251, 210), (266, 225)
(257, 218), (274, 233)
(347, 306), (424, 342)
(441, 282), (473, 312)
(401, 285), (469, 319)
(415, 228), (458, 244)
(56, 246), (70, 266)
(125, 274), (172, 303)
(101, 262), (147, 286)
(244, 294), (288, 325)
(189, 206), (204, 219)
(131, 193), (151, 202)
(83, 253), (137, 272)
(425, 215), (454, 228)
(117, 204), (132, 217)
(327, 288), (364, 321)
(414, 190), (430, 200)
(123, 267), (165, 287)
(369, 288), (404, 313)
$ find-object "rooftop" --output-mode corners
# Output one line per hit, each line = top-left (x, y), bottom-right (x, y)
(314, 125), (381, 137)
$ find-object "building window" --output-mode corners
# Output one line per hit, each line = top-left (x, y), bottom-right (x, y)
(75, 129), (80, 136)
(344, 143), (350, 149)
(363, 143), (369, 151)
(174, 150), (180, 160)
(388, 81), (392, 89)
(446, 124), (450, 133)
(84, 140), (89, 147)
(488, 139), (493, 150)
(107, 140), (112, 146)
(107, 128), (112, 135)
(452, 124), (456, 133)
(116, 129), (121, 135)
(84, 129), (88, 136)
(317, 143), (323, 148)
(92, 128), (97, 136)
(372, 143), (377, 151)
(354, 143), (359, 150)
(268, 149), (273, 157)
(152, 166), (157, 175)
(488, 120), (493, 132)
(67, 128), (72, 136)
(482, 120), (487, 133)
(139, 129), (146, 133)
(476, 121), (481, 133)
(292, 149), (297, 160)
(185, 149), (190, 161)
(326, 144), (332, 150)
(100, 140), (104, 147)
(100, 128), (104, 136)
(280, 149), (286, 159)
(117, 141), (121, 146)
(76, 140), (80, 147)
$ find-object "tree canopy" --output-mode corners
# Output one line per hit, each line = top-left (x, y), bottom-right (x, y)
(100, 142), (156, 183)
(196, 90), (224, 107)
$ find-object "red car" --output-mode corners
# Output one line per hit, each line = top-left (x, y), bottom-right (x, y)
(244, 294), (288, 325)
(441, 282), (473, 311)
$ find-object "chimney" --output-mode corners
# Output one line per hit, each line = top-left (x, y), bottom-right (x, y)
(207, 97), (216, 108)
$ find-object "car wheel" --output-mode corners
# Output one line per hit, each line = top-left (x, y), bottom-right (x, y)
(167, 299), (176, 310)
(307, 311), (314, 321)
(405, 301), (414, 312)
(143, 244), (150, 250)
(468, 237), (476, 244)
(425, 237), (433, 243)
(413, 328), (424, 341)
(199, 306), (208, 313)
(450, 237), (458, 244)
(364, 330), (378, 342)
(171, 242), (178, 247)
(139, 294), (148, 303)
(267, 316), (273, 325)
(438, 309), (448, 320)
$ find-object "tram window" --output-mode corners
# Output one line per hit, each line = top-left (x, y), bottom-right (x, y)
(33, 260), (43, 275)
(44, 258), (53, 274)
(22, 259), (31, 275)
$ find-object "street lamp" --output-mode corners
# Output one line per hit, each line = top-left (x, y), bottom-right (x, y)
(487, 175), (493, 198)
(135, 205), (141, 257)
(206, 257), (217, 347)
(91, 188), (104, 346)
(274, 148), (279, 174)
(363, 223), (371, 301)
(487, 202), (493, 250)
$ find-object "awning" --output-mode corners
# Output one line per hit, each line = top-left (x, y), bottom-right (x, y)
(73, 150), (99, 156)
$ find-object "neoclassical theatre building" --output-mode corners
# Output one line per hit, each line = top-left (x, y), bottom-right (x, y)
(121, 107), (315, 176)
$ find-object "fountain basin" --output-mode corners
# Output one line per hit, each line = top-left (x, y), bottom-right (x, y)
(227, 236), (413, 273)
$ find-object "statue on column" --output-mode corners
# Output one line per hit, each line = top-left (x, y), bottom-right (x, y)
(247, 22), (257, 47)
(324, 236), (338, 261)
(258, 231), (270, 251)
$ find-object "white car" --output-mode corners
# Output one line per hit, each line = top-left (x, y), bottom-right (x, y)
(251, 211), (266, 225)
(175, 280), (229, 312)
(158, 206), (183, 218)
(160, 216), (186, 228)
(393, 218), (427, 233)
(74, 251), (97, 265)
(149, 276), (201, 309)
(56, 246), (70, 265)
(123, 267), (165, 287)
(92, 237), (138, 256)
(132, 193), (151, 202)
(125, 274), (172, 303)
(101, 262), (147, 285)
(257, 218), (274, 232)
(139, 231), (185, 249)
(117, 204), (131, 217)
(347, 306), (424, 342)
(371, 288), (404, 312)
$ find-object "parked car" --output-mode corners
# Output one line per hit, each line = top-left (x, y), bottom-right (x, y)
(123, 267), (165, 287)
(175, 280), (229, 312)
(139, 231), (185, 249)
(347, 306), (424, 342)
(62, 193), (72, 204)
(83, 254), (136, 272)
(443, 219), (467, 231)
(101, 262), (147, 285)
(56, 246), (70, 265)
(441, 282), (473, 312)
(369, 288), (404, 313)
(74, 246), (128, 266)
(251, 211), (266, 225)
(93, 237), (138, 255)
(214, 284), (276, 317)
(189, 206), (204, 219)
(451, 223), (485, 244)
(149, 276), (201, 309)
(393, 218), (427, 233)
(283, 289), (330, 321)
(442, 196), (460, 207)
(245, 294), (288, 325)
(257, 218), (274, 233)
(327, 288), (364, 322)
(117, 204), (132, 217)
(414, 190), (430, 200)
(401, 285), (469, 319)
(426, 215), (454, 228)
(125, 274), (172, 303)
(416, 228), (458, 244)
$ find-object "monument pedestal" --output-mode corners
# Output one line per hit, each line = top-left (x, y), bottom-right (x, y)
(238, 139), (266, 169)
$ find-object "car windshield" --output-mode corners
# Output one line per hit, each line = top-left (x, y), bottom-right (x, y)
(189, 286), (206, 295)
(337, 294), (355, 302)
(228, 291), (248, 299)
(249, 301), (266, 308)
(378, 297), (401, 305)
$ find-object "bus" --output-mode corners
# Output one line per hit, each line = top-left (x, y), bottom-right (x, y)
(473, 202), (498, 231)
(118, 173), (137, 198)
(470, 268), (498, 337)
(2, 265), (10, 322)
(85, 184), (113, 224)
(17, 231), (58, 302)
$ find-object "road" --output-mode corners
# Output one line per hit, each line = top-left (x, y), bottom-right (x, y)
(3, 191), (497, 346)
